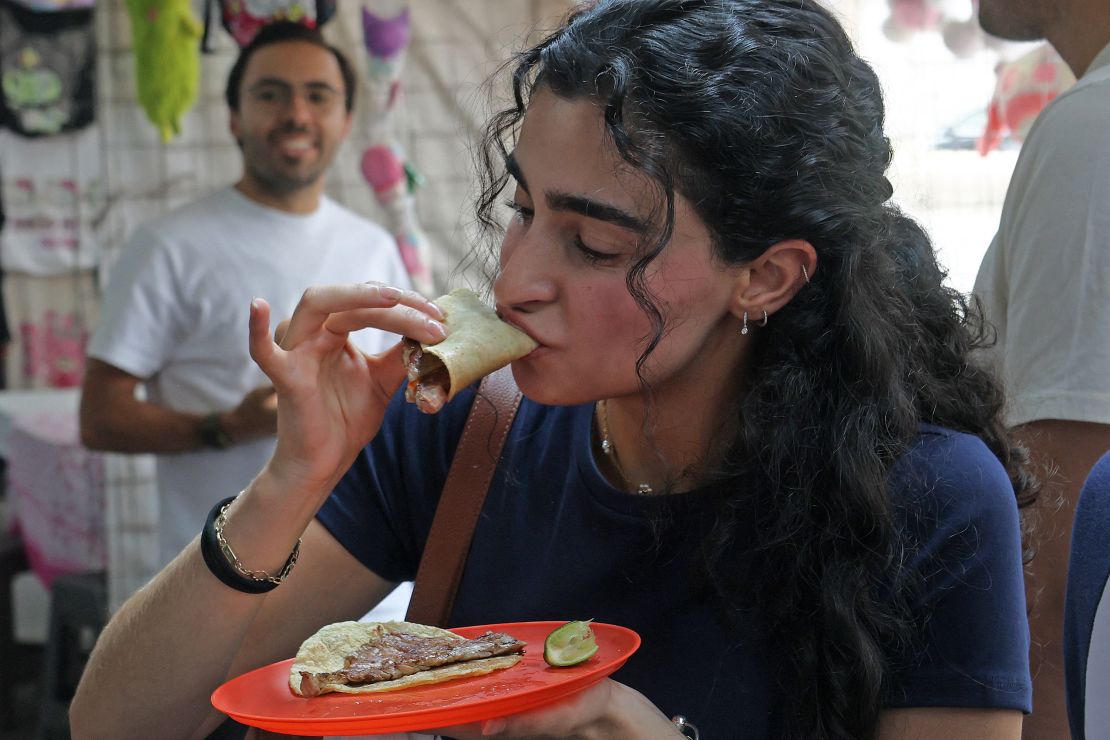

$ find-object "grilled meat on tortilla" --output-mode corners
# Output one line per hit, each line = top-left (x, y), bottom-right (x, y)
(403, 288), (537, 414)
(290, 620), (526, 697)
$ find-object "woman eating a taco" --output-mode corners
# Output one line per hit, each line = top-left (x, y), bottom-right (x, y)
(71, 1), (1036, 738)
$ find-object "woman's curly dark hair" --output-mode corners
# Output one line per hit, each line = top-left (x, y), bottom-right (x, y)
(473, 0), (1038, 737)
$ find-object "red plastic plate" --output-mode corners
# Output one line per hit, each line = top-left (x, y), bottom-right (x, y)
(211, 621), (640, 735)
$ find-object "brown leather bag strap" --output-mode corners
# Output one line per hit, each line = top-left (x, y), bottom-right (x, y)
(405, 366), (522, 627)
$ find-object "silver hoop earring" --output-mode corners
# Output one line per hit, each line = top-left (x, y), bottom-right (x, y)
(759, 309), (769, 327)
(801, 265), (811, 284)
(740, 311), (749, 335)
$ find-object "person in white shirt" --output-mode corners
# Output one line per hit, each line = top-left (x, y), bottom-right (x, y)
(80, 23), (414, 621)
(974, 0), (1110, 736)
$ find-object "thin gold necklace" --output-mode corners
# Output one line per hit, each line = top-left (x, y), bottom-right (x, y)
(596, 400), (654, 495)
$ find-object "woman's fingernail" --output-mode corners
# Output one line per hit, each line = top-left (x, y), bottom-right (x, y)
(379, 285), (402, 301)
(428, 301), (446, 320)
(427, 319), (447, 340)
(481, 718), (507, 735)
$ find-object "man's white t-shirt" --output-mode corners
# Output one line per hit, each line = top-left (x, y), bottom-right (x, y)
(88, 187), (411, 566)
(973, 42), (1110, 427)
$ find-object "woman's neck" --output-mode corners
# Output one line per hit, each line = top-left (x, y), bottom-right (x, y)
(597, 401), (728, 495)
(599, 364), (743, 495)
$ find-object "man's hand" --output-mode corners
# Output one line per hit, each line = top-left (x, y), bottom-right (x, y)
(222, 385), (279, 444)
(79, 358), (218, 454)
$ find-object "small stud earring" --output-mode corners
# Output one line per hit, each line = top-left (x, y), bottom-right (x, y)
(740, 311), (749, 335)
(760, 309), (769, 327)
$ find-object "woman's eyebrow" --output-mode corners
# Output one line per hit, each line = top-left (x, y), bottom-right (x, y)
(546, 191), (648, 233)
(505, 152), (529, 193)
(505, 152), (648, 234)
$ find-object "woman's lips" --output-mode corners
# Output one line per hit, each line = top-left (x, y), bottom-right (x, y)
(515, 327), (545, 354)
(497, 308), (543, 357)
(496, 307), (543, 349)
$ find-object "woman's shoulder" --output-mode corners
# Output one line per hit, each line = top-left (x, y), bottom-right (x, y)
(904, 422), (1000, 461)
(891, 424), (1018, 522)
(883, 426), (1031, 713)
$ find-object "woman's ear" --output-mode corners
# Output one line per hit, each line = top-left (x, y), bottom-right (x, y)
(729, 239), (817, 321)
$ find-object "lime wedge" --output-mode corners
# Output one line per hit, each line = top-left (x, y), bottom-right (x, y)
(543, 620), (600, 667)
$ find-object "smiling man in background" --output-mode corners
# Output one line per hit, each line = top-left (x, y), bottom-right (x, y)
(973, 0), (1110, 736)
(79, 23), (412, 617)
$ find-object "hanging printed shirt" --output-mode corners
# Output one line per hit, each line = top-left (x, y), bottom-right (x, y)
(362, 5), (410, 82)
(0, 127), (103, 275)
(219, 0), (336, 48)
(8, 0), (95, 8)
(0, 0), (95, 137)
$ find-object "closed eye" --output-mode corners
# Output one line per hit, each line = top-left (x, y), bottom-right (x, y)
(506, 199), (621, 265)
(505, 200), (534, 224)
(573, 236), (618, 264)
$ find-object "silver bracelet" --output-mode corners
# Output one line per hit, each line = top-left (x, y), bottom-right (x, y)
(671, 715), (699, 739)
(214, 496), (300, 585)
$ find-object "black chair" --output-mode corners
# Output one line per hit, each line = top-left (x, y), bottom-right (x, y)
(37, 570), (107, 740)
(0, 530), (38, 729)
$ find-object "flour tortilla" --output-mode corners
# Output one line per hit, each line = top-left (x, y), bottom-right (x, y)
(407, 288), (537, 404)
(289, 620), (523, 697)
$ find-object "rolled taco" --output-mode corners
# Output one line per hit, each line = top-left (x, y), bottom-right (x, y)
(289, 620), (525, 697)
(403, 288), (537, 414)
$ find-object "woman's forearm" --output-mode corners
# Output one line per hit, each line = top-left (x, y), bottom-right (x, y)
(69, 542), (267, 740)
(69, 473), (326, 740)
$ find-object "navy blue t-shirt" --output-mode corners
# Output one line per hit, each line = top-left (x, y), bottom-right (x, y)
(1064, 450), (1110, 739)
(318, 386), (1032, 736)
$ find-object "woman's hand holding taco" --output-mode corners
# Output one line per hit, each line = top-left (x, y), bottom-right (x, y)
(248, 282), (447, 496)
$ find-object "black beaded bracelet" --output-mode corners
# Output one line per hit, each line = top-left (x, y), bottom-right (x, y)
(199, 495), (299, 594)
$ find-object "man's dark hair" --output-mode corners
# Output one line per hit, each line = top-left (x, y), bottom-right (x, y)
(225, 21), (356, 113)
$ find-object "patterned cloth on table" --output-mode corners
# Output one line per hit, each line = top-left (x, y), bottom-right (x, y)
(7, 408), (105, 587)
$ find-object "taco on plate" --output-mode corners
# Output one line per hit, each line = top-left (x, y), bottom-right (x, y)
(290, 620), (526, 697)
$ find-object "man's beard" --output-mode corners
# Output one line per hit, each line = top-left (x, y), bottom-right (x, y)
(245, 159), (322, 194)
(239, 128), (329, 195)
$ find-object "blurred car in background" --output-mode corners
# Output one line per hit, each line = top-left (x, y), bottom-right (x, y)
(934, 108), (1021, 151)
(885, 110), (1022, 293)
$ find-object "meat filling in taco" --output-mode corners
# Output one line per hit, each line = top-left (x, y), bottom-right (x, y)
(402, 342), (451, 414)
(403, 288), (537, 414)
(291, 621), (526, 697)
